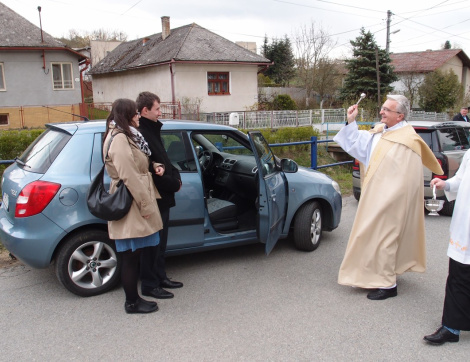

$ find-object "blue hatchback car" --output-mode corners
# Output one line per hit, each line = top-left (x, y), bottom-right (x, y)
(0, 120), (342, 296)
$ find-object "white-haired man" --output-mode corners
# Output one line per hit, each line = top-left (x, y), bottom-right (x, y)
(333, 95), (443, 300)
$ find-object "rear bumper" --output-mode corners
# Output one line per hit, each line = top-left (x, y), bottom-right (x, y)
(0, 209), (65, 268)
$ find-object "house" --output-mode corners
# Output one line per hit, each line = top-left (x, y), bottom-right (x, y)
(0, 2), (89, 128)
(89, 17), (271, 114)
(390, 49), (470, 108)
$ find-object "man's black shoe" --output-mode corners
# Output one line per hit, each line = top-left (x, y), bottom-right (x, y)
(124, 298), (158, 314)
(161, 278), (183, 289)
(142, 287), (174, 299)
(367, 286), (397, 300)
(424, 326), (459, 345)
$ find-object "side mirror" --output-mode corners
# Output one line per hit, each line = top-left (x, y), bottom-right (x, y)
(280, 158), (298, 173)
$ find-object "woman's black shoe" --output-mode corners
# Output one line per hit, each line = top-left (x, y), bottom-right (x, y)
(124, 298), (159, 314)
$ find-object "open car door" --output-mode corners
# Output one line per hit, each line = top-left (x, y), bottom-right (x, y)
(248, 131), (287, 255)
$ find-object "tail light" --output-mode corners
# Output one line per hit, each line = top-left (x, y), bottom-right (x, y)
(15, 181), (61, 218)
(432, 158), (447, 180)
(352, 159), (360, 171)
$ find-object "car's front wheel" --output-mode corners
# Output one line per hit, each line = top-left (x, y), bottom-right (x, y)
(293, 201), (322, 251)
(55, 230), (121, 297)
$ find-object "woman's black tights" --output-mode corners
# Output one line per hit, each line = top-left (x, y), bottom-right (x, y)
(120, 249), (141, 303)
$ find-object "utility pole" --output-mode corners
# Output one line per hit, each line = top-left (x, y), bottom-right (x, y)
(375, 47), (381, 117)
(386, 10), (392, 53)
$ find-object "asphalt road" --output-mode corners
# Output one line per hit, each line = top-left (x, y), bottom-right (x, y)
(0, 196), (467, 361)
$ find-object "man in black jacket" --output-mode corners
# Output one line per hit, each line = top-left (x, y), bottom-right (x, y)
(137, 91), (183, 299)
(452, 107), (469, 122)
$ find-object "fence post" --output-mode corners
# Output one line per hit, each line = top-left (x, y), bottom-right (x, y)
(311, 136), (317, 170)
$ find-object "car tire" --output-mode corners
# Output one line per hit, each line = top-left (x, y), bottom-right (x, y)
(55, 230), (121, 297)
(353, 190), (361, 201)
(293, 201), (322, 252)
(440, 199), (455, 216)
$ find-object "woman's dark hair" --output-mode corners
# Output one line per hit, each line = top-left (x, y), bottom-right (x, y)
(105, 98), (137, 143)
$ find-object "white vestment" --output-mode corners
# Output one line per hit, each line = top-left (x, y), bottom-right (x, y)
(445, 149), (470, 264)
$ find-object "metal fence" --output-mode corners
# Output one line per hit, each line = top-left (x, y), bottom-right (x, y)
(199, 108), (450, 130)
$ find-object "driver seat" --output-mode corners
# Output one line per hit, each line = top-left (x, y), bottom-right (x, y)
(206, 198), (238, 231)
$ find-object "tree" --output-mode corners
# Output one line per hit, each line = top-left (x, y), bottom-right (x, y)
(262, 35), (296, 87)
(58, 29), (127, 48)
(443, 40), (452, 49)
(292, 22), (339, 108)
(339, 28), (397, 106)
(418, 69), (463, 112)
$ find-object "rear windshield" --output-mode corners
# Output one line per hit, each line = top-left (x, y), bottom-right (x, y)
(438, 128), (470, 151)
(18, 128), (71, 173)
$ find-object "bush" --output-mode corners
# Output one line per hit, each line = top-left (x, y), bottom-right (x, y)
(0, 129), (45, 190)
(271, 94), (298, 110)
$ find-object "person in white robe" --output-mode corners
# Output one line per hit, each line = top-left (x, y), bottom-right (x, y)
(334, 94), (442, 300)
(424, 149), (470, 345)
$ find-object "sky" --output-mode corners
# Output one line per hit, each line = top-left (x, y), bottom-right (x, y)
(2, 0), (470, 58)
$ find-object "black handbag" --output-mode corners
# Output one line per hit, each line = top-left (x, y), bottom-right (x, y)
(87, 133), (133, 221)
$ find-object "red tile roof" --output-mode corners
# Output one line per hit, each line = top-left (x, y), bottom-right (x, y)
(390, 49), (470, 73)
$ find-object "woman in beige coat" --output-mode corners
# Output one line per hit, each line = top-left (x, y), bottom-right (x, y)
(104, 98), (163, 314)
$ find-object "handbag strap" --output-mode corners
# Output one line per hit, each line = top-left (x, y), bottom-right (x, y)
(105, 132), (118, 159)
(105, 131), (131, 159)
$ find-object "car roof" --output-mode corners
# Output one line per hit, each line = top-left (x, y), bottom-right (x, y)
(45, 119), (240, 135)
(409, 120), (470, 129)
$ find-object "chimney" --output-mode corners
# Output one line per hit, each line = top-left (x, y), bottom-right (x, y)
(161, 16), (170, 40)
(142, 37), (150, 46)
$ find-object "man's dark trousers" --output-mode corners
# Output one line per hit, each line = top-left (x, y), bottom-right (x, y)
(140, 208), (169, 291)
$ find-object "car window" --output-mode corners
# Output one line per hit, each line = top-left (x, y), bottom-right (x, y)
(415, 130), (433, 149)
(438, 128), (469, 151)
(455, 128), (470, 150)
(192, 133), (253, 156)
(18, 128), (71, 173)
(161, 131), (196, 171)
(250, 133), (277, 177)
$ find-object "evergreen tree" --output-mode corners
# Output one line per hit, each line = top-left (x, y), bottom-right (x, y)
(443, 40), (452, 49)
(339, 28), (397, 104)
(262, 36), (296, 87)
(418, 69), (463, 112)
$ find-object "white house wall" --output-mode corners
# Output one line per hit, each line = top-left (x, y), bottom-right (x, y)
(0, 50), (82, 106)
(92, 66), (172, 104)
(173, 63), (259, 113)
(91, 63), (259, 113)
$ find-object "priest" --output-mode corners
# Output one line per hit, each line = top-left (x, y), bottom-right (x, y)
(333, 94), (443, 300)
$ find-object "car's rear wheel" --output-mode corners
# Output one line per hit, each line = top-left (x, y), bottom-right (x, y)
(55, 230), (121, 297)
(353, 190), (361, 201)
(293, 201), (322, 251)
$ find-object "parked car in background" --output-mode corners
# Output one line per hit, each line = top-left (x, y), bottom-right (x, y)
(0, 120), (342, 297)
(352, 121), (470, 215)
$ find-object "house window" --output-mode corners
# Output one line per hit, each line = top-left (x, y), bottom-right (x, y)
(0, 114), (8, 125)
(208, 72), (230, 95)
(52, 63), (73, 90)
(0, 63), (5, 91)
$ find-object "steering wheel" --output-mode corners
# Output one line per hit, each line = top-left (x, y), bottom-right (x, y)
(199, 150), (213, 173)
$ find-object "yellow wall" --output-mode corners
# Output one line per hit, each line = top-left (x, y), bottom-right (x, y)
(0, 105), (83, 129)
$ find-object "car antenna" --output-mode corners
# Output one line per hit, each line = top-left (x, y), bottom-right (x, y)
(41, 105), (90, 122)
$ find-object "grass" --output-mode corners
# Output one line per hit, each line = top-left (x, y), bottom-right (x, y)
(275, 144), (353, 196)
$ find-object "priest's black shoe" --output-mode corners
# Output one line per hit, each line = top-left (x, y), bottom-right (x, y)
(161, 278), (183, 289)
(424, 326), (459, 345)
(124, 298), (158, 314)
(367, 286), (397, 300)
(142, 287), (174, 299)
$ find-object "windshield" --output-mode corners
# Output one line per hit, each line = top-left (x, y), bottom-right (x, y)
(18, 128), (71, 173)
